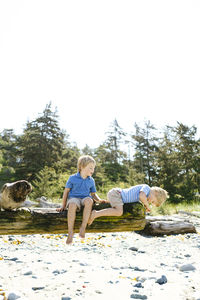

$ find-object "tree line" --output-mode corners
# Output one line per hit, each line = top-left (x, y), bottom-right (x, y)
(0, 103), (199, 203)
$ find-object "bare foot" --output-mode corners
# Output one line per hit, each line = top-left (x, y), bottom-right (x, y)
(88, 210), (96, 226)
(66, 233), (73, 244)
(79, 226), (85, 239)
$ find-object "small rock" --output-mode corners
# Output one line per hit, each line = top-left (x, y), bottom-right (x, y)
(129, 247), (139, 252)
(61, 297), (72, 300)
(130, 294), (147, 299)
(8, 293), (20, 300)
(95, 290), (102, 294)
(134, 282), (143, 288)
(156, 275), (167, 285)
(80, 263), (89, 266)
(136, 277), (147, 283)
(184, 254), (191, 257)
(134, 267), (146, 272)
(32, 287), (45, 291)
(9, 257), (18, 261)
(23, 271), (33, 276)
(53, 270), (60, 275)
(179, 264), (196, 272)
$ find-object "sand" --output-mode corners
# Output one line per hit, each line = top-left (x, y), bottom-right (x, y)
(0, 214), (200, 300)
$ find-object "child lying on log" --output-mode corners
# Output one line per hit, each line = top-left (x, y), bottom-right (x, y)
(88, 184), (168, 225)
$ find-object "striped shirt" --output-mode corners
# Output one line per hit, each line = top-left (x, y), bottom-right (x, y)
(121, 184), (151, 204)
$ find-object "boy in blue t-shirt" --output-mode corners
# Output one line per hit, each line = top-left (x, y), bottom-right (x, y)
(88, 184), (168, 226)
(57, 155), (105, 244)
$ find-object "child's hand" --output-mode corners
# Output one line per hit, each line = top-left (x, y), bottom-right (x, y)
(56, 206), (66, 212)
(101, 199), (109, 203)
(93, 198), (108, 204)
(96, 199), (108, 204)
(145, 206), (151, 213)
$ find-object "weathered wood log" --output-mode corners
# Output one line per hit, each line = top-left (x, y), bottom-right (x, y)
(178, 210), (200, 218)
(140, 216), (197, 235)
(0, 202), (146, 235)
(0, 203), (197, 236)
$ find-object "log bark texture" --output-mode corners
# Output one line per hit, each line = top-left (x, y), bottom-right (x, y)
(0, 202), (146, 235)
(0, 204), (197, 236)
(140, 216), (197, 235)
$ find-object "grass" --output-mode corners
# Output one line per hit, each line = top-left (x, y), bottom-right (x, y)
(150, 201), (200, 216)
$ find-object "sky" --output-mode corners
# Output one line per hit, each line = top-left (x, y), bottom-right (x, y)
(0, 0), (200, 149)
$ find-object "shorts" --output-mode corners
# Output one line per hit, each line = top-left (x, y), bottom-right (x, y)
(107, 188), (123, 207)
(67, 197), (92, 211)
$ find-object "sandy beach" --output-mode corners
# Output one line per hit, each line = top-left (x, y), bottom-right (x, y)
(0, 214), (200, 300)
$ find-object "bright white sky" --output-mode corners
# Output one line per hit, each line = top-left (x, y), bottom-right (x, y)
(0, 0), (200, 149)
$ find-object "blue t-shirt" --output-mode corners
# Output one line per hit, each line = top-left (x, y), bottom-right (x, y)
(65, 172), (96, 199)
(121, 184), (151, 204)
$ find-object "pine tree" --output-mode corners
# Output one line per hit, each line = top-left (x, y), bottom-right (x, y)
(16, 102), (67, 180)
(131, 121), (158, 185)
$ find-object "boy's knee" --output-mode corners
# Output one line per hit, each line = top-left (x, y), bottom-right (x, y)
(68, 203), (78, 211)
(83, 197), (93, 206)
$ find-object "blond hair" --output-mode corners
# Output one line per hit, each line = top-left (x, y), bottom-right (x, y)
(151, 187), (169, 206)
(77, 155), (96, 172)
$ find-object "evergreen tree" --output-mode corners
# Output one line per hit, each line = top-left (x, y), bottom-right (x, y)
(31, 166), (69, 200)
(105, 119), (126, 163)
(155, 126), (180, 198)
(131, 121), (158, 185)
(156, 123), (199, 202)
(97, 119), (128, 182)
(0, 129), (18, 185)
(172, 123), (199, 200)
(16, 102), (67, 180)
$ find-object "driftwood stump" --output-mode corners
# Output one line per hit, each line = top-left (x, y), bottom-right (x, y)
(140, 216), (197, 235)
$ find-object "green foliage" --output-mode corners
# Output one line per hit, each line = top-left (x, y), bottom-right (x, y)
(0, 129), (18, 185)
(150, 200), (200, 216)
(132, 120), (158, 186)
(0, 104), (199, 204)
(128, 167), (146, 186)
(155, 123), (200, 201)
(15, 102), (67, 180)
(31, 166), (70, 200)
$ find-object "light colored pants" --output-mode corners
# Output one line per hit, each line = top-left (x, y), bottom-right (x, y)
(67, 197), (92, 211)
(107, 188), (123, 207)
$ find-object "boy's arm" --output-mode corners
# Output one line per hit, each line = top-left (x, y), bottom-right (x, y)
(139, 191), (151, 212)
(57, 188), (70, 212)
(91, 192), (108, 203)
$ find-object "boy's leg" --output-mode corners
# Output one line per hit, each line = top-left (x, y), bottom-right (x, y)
(88, 206), (123, 225)
(67, 202), (77, 244)
(79, 197), (93, 238)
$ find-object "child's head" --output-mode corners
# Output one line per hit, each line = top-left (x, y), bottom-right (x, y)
(77, 155), (96, 173)
(150, 187), (169, 207)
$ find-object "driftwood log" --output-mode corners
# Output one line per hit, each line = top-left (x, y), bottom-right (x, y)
(0, 203), (198, 236)
(140, 216), (197, 235)
(0, 202), (146, 235)
(0, 181), (197, 236)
